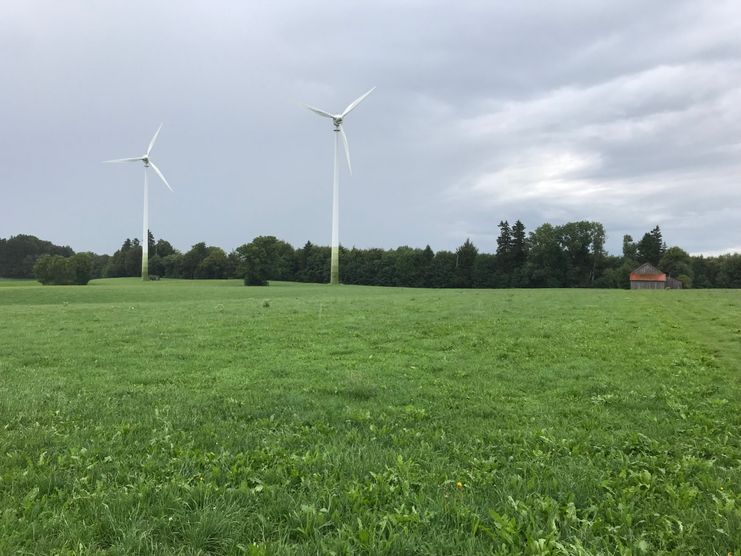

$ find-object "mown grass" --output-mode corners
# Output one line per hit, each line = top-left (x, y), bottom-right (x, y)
(0, 279), (738, 554)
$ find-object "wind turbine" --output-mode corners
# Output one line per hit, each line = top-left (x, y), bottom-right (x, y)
(103, 123), (173, 281)
(305, 87), (375, 285)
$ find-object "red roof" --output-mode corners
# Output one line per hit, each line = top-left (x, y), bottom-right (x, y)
(630, 262), (666, 282)
(630, 273), (666, 282)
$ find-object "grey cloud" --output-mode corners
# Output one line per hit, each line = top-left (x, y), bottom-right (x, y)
(1, 0), (740, 257)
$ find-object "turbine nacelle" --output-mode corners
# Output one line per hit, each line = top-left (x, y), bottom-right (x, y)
(304, 87), (375, 175)
(102, 124), (173, 192)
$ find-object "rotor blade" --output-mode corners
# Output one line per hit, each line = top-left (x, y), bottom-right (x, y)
(341, 87), (376, 118)
(305, 104), (335, 119)
(339, 125), (352, 175)
(149, 161), (173, 192)
(102, 157), (144, 163)
(147, 123), (163, 156)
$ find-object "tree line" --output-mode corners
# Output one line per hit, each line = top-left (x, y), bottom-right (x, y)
(1, 222), (740, 288)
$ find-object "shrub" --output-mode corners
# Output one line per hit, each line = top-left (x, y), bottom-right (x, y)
(244, 266), (268, 286)
(678, 274), (692, 289)
(34, 253), (92, 285)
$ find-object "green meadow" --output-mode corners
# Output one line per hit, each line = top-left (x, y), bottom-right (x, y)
(0, 279), (738, 554)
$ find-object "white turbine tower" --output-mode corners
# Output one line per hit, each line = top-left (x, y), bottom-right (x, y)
(103, 123), (173, 281)
(305, 87), (375, 285)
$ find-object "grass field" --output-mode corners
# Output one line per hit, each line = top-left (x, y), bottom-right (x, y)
(0, 279), (738, 554)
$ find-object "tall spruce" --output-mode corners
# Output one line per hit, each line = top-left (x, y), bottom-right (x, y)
(637, 225), (665, 266)
(494, 220), (513, 287)
(496, 221), (512, 262)
(510, 220), (528, 287)
(511, 221), (527, 266)
(454, 239), (478, 288)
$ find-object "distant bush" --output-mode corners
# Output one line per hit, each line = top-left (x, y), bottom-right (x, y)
(34, 253), (92, 285)
(244, 267), (268, 286)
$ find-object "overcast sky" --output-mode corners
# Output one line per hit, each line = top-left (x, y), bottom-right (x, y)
(2, 1), (740, 256)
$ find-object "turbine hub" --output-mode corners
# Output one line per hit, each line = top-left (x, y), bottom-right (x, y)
(333, 117), (342, 128)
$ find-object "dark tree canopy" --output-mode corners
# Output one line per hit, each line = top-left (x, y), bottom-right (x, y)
(235, 236), (296, 285)
(196, 247), (231, 279)
(0, 235), (74, 278)
(181, 242), (210, 279)
(637, 225), (666, 266)
(5, 221), (741, 289)
(660, 246), (693, 282)
(511, 220), (528, 269)
(454, 239), (478, 288)
(622, 234), (637, 261)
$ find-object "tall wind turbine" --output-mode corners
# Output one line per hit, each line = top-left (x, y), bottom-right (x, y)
(103, 124), (173, 281)
(305, 87), (375, 285)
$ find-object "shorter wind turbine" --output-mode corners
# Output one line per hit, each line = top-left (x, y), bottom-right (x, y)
(103, 124), (173, 281)
(305, 87), (375, 285)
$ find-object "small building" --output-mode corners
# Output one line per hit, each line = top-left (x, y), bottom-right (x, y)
(666, 276), (683, 289)
(630, 263), (667, 289)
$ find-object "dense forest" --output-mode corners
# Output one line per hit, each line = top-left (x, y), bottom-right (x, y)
(1, 222), (740, 288)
